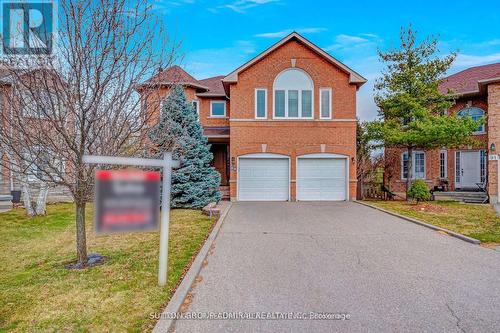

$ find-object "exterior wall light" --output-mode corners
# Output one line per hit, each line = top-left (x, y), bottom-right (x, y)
(491, 143), (496, 152)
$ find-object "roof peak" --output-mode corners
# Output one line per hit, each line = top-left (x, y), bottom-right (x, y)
(223, 31), (366, 86)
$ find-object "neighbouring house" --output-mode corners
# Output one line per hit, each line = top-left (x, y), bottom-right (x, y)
(384, 62), (500, 204)
(139, 32), (366, 201)
(0, 68), (72, 205)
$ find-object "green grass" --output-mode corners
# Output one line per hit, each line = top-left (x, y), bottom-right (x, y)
(365, 200), (500, 243)
(0, 203), (216, 332)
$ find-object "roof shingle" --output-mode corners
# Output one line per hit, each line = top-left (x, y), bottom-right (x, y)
(143, 65), (208, 89)
(197, 76), (226, 96)
(440, 62), (500, 95)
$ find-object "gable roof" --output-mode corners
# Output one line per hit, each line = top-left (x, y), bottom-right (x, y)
(142, 65), (209, 90)
(222, 32), (367, 86)
(440, 62), (500, 96)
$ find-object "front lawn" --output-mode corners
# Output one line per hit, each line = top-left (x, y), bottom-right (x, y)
(0, 203), (215, 332)
(365, 200), (500, 244)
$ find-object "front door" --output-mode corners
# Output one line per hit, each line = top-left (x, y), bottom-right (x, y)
(460, 151), (481, 189)
(210, 144), (229, 185)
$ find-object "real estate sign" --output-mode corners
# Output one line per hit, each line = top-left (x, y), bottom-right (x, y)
(94, 169), (160, 233)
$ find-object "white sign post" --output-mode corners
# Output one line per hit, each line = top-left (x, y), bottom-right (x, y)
(83, 153), (180, 286)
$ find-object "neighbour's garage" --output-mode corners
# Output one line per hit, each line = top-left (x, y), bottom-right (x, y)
(296, 154), (348, 201)
(237, 154), (289, 201)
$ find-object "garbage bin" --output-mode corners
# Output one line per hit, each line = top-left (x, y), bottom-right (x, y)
(11, 190), (21, 203)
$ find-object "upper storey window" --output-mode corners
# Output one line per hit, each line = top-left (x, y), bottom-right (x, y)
(210, 101), (226, 117)
(457, 107), (485, 134)
(273, 68), (313, 119)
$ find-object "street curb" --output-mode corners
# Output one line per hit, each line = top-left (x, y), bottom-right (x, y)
(152, 202), (233, 333)
(355, 201), (481, 245)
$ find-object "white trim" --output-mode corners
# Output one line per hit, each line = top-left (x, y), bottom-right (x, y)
(439, 149), (448, 179)
(272, 68), (314, 120)
(238, 153), (289, 159)
(319, 88), (332, 119)
(210, 100), (226, 117)
(237, 153), (291, 201)
(254, 88), (267, 119)
(296, 153), (349, 201)
(298, 153), (347, 159)
(222, 32), (367, 86)
(401, 151), (426, 180)
(457, 107), (486, 135)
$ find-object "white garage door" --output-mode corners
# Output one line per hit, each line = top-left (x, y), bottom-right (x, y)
(238, 157), (289, 201)
(297, 158), (347, 201)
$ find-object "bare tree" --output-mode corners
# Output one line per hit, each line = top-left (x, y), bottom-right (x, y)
(0, 0), (178, 266)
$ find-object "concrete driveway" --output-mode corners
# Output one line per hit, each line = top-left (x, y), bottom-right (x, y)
(173, 202), (500, 333)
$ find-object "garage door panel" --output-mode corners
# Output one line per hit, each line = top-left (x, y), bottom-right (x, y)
(297, 158), (346, 201)
(238, 158), (289, 201)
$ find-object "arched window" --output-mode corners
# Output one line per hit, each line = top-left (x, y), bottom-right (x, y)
(457, 107), (485, 134)
(273, 68), (313, 119)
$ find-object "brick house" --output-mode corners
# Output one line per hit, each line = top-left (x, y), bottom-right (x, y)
(140, 32), (366, 201)
(384, 62), (500, 204)
(0, 69), (72, 206)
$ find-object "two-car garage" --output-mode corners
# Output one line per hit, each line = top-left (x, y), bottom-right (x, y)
(237, 153), (348, 201)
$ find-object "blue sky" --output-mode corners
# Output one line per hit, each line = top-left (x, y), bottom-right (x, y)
(156, 0), (500, 120)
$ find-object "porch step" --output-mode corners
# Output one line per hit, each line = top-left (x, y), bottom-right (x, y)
(433, 191), (488, 204)
(219, 186), (230, 200)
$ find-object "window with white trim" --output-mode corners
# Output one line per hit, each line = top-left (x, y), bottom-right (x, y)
(210, 101), (226, 117)
(20, 90), (56, 118)
(455, 151), (461, 183)
(320, 88), (332, 119)
(22, 146), (65, 182)
(255, 88), (267, 119)
(439, 150), (447, 179)
(401, 151), (426, 180)
(273, 68), (313, 119)
(192, 100), (199, 115)
(457, 107), (485, 134)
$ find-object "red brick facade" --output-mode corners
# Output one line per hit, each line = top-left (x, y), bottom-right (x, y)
(385, 76), (499, 203)
(141, 33), (365, 201)
(227, 39), (359, 200)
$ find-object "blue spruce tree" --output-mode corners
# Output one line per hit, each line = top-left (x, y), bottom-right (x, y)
(149, 85), (221, 208)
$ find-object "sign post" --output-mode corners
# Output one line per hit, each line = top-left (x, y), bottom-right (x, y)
(83, 153), (179, 286)
(158, 153), (172, 287)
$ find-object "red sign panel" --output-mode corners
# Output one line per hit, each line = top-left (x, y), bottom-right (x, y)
(94, 170), (160, 233)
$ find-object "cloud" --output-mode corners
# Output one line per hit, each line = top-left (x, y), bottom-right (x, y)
(223, 0), (280, 13)
(153, 0), (195, 13)
(360, 33), (379, 39)
(184, 40), (257, 78)
(254, 27), (327, 38)
(324, 33), (379, 52)
(453, 53), (500, 69)
(335, 34), (369, 44)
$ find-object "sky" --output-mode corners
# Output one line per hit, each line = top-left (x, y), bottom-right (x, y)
(156, 0), (500, 120)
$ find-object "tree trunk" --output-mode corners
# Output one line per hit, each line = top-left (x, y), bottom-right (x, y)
(75, 200), (88, 265)
(22, 183), (35, 216)
(406, 147), (413, 201)
(35, 182), (49, 215)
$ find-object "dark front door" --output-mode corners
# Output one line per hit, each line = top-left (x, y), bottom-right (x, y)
(210, 144), (229, 185)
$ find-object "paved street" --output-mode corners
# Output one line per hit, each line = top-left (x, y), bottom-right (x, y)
(173, 202), (500, 333)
